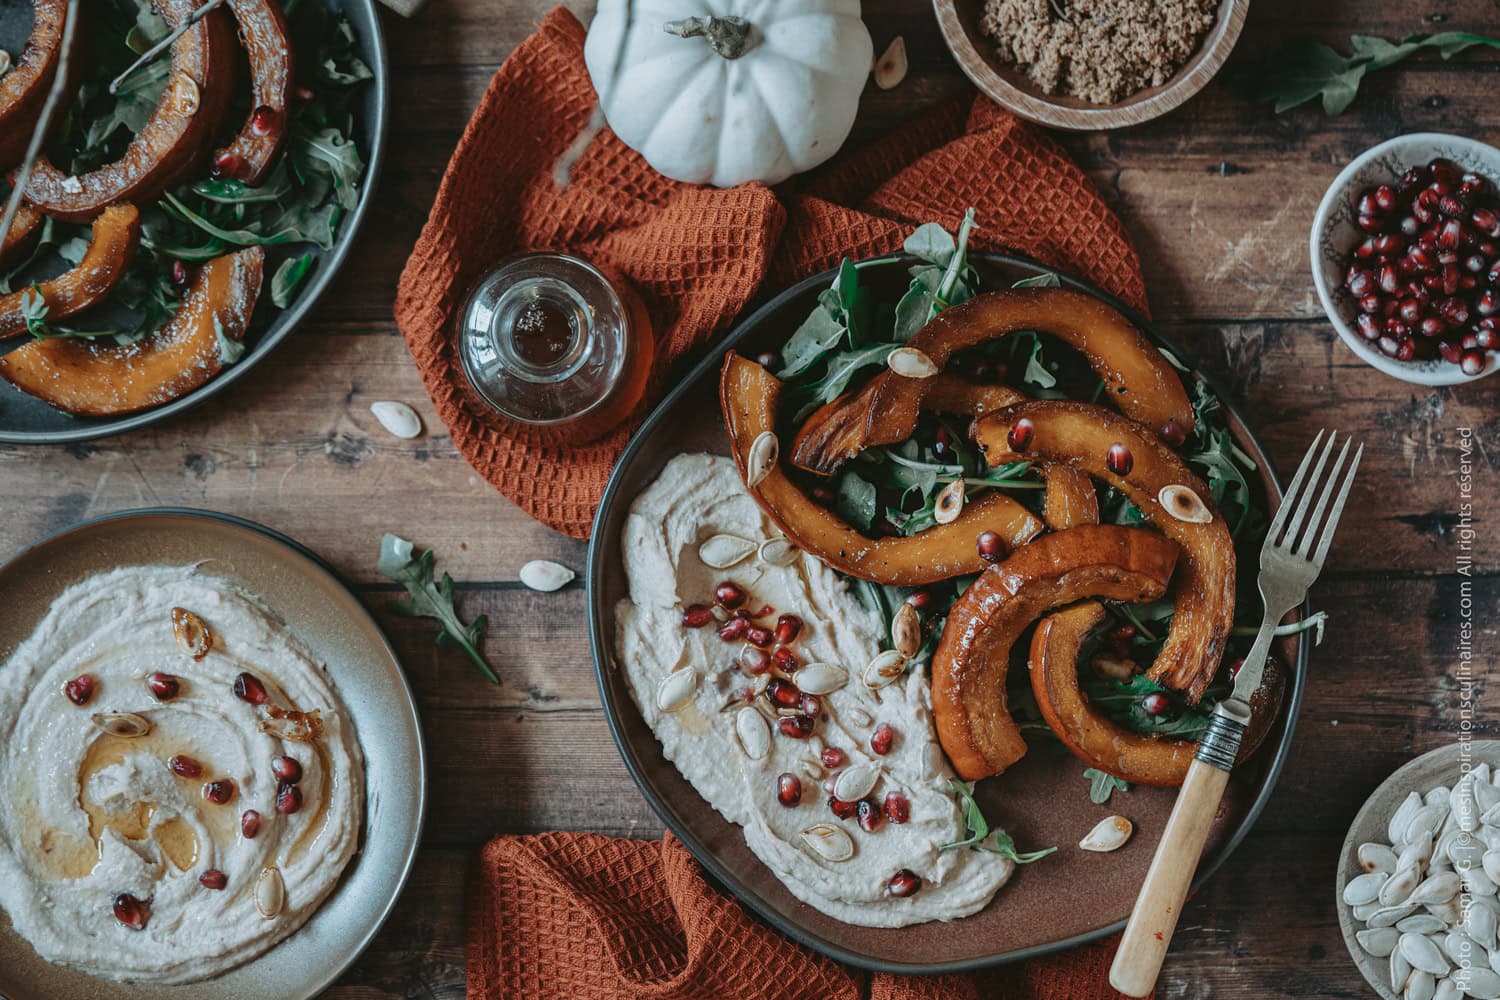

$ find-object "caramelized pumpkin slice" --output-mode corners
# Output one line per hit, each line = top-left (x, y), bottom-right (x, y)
(0, 204), (141, 338)
(214, 0), (294, 185)
(720, 352), (1044, 585)
(0, 0), (74, 170)
(0, 246), (263, 415)
(1030, 601), (1286, 786)
(16, 0), (235, 221)
(974, 400), (1236, 704)
(0, 205), (44, 268)
(789, 288), (1196, 476)
(931, 525), (1179, 780)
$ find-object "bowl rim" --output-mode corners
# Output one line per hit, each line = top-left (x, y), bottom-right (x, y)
(1309, 131), (1500, 388)
(931, 0), (1248, 131)
(586, 250), (1309, 974)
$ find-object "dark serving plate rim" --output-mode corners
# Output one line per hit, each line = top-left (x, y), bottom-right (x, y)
(586, 251), (1307, 974)
(0, 0), (389, 445)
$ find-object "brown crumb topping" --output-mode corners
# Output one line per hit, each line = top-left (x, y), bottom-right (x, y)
(980, 0), (1218, 106)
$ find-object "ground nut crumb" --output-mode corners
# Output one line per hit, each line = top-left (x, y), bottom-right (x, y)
(979, 0), (1218, 105)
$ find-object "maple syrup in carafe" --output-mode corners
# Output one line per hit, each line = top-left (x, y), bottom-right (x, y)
(457, 253), (653, 444)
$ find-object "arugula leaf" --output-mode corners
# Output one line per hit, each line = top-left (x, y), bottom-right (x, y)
(1085, 768), (1130, 804)
(779, 293), (846, 378)
(903, 222), (956, 266)
(940, 780), (1056, 863)
(19, 287), (49, 338)
(834, 471), (878, 531)
(271, 253), (317, 308)
(288, 126), (365, 211)
(377, 534), (499, 684)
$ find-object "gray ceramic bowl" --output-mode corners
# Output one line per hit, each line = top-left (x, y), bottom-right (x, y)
(1310, 133), (1500, 387)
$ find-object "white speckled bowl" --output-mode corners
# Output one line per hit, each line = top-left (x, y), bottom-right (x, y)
(1311, 133), (1500, 386)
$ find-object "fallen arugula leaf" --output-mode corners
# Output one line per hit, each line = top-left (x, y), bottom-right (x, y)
(1085, 767), (1130, 805)
(272, 252), (317, 308)
(377, 534), (498, 684)
(1232, 32), (1500, 115)
(940, 779), (1057, 863)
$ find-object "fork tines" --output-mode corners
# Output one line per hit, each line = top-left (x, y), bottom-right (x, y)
(1265, 429), (1363, 571)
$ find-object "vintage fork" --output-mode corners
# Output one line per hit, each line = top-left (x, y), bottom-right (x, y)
(1110, 429), (1363, 997)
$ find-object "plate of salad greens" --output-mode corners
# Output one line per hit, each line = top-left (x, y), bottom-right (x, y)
(0, 0), (384, 443)
(587, 212), (1318, 972)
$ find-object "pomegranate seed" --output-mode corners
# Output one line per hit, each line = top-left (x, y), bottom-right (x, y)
(976, 531), (1003, 563)
(1356, 214), (1383, 234)
(1439, 220), (1464, 251)
(717, 616), (749, 642)
(210, 150), (242, 179)
(1356, 192), (1380, 217)
(249, 104), (277, 136)
(1157, 419), (1187, 447)
(741, 647), (771, 674)
(1376, 264), (1399, 294)
(754, 350), (782, 370)
(799, 693), (821, 717)
(714, 581), (746, 609)
(63, 674), (96, 706)
(933, 427), (952, 459)
(1477, 326), (1499, 350)
(1006, 417), (1034, 451)
(1439, 194), (1468, 218)
(1106, 443), (1133, 476)
(1398, 165), (1430, 193)
(1420, 316), (1446, 338)
(1408, 246), (1434, 272)
(113, 893), (150, 930)
(1346, 268), (1373, 296)
(1375, 185), (1398, 213)
(754, 604), (775, 618)
(829, 797), (858, 819)
(1357, 294), (1382, 315)
(170, 259), (192, 288)
(147, 672), (181, 701)
(886, 869), (922, 898)
(857, 799), (884, 832)
(1439, 339), (1464, 364)
(1400, 216), (1420, 237)
(203, 779), (236, 805)
(811, 484), (836, 505)
(1440, 297), (1471, 328)
(1373, 232), (1403, 256)
(766, 677), (801, 707)
(776, 773), (802, 807)
(1356, 314), (1381, 340)
(821, 747), (847, 769)
(294, 82), (315, 102)
(276, 783), (302, 815)
(1461, 350), (1487, 376)
(168, 754), (204, 778)
(773, 646), (799, 674)
(1142, 692), (1170, 717)
(233, 672), (269, 705)
(1473, 207), (1500, 236)
(199, 869), (228, 890)
(870, 722), (895, 755)
(1226, 657), (1245, 680)
(271, 755), (303, 783)
(1479, 291), (1500, 317)
(1463, 333), (1479, 350)
(774, 613), (803, 645)
(884, 791), (911, 824)
(1466, 253), (1487, 274)
(241, 810), (262, 838)
(905, 589), (934, 611)
(779, 715), (814, 739)
(745, 625), (772, 648)
(1398, 298), (1423, 324)
(1396, 339), (1417, 361)
(682, 604), (714, 628)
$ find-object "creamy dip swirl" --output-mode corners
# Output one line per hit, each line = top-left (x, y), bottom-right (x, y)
(616, 454), (1012, 927)
(0, 566), (363, 983)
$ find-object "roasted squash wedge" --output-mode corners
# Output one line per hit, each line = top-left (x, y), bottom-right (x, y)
(0, 204), (141, 338)
(930, 524), (1180, 780)
(788, 288), (1196, 475)
(0, 205), (44, 268)
(214, 0), (294, 185)
(974, 400), (1236, 704)
(1030, 601), (1286, 786)
(0, 246), (263, 415)
(720, 352), (1045, 585)
(16, 0), (235, 221)
(0, 0), (75, 170)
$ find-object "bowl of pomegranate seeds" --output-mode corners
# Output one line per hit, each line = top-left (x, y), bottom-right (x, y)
(1312, 133), (1500, 385)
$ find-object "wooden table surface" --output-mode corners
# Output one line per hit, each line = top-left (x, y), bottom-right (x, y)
(4, 0), (1498, 996)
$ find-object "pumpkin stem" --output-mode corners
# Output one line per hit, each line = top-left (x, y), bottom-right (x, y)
(662, 15), (756, 59)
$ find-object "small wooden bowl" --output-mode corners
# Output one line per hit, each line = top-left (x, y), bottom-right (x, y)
(932, 0), (1247, 131)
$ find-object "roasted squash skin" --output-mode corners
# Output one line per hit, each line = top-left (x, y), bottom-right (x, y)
(930, 524), (1180, 781)
(0, 0), (75, 170)
(214, 0), (294, 185)
(974, 400), (1237, 704)
(0, 246), (263, 415)
(787, 288), (1195, 476)
(15, 0), (236, 221)
(1030, 601), (1286, 786)
(720, 352), (1045, 585)
(0, 205), (44, 268)
(0, 204), (141, 338)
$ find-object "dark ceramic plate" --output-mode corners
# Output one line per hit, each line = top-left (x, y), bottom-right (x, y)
(0, 509), (424, 999)
(586, 254), (1307, 973)
(0, 0), (387, 444)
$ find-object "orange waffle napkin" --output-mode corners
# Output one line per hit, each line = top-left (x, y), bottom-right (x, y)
(393, 6), (1146, 540)
(469, 831), (1147, 999)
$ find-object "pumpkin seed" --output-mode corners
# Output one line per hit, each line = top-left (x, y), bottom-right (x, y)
(1392, 948), (1412, 991)
(1398, 831), (1434, 872)
(1460, 968), (1500, 999)
(1483, 802), (1500, 828)
(1443, 928), (1480, 964)
(1157, 484), (1213, 523)
(758, 537), (799, 567)
(1353, 901), (1381, 921)
(891, 602), (922, 659)
(735, 707), (769, 760)
(1479, 763), (1494, 785)
(1396, 915), (1448, 934)
(1377, 866), (1417, 906)
(1467, 864), (1500, 897)
(255, 866), (285, 919)
(1407, 804), (1447, 845)
(1391, 792), (1423, 844)
(699, 534), (756, 569)
(1400, 932), (1450, 975)
(171, 607), (213, 660)
(1425, 898), (1463, 925)
(1079, 815), (1133, 853)
(872, 35), (907, 90)
(167, 73), (200, 116)
(91, 712), (151, 739)
(932, 479), (965, 525)
(1453, 779), (1480, 833)
(746, 431), (778, 487)
(1405, 970), (1435, 1000)
(1485, 850), (1500, 886)
(656, 669), (698, 713)
(862, 650), (907, 689)
(1358, 927), (1400, 957)
(1427, 785), (1453, 809)
(519, 559), (575, 592)
(887, 347), (939, 379)
(1411, 872), (1461, 906)
(834, 762), (881, 802)
(1360, 842), (1399, 874)
(369, 400), (423, 439)
(1434, 978), (1460, 1000)
(796, 662), (849, 696)
(800, 824), (855, 863)
(1346, 870), (1390, 906)
(1370, 903), (1419, 928)
(1467, 901), (1498, 949)
(1478, 780), (1500, 814)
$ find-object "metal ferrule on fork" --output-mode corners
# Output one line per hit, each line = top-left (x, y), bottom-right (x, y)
(1194, 699), (1252, 772)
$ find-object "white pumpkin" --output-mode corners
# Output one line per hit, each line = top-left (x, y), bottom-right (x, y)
(584, 0), (873, 188)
